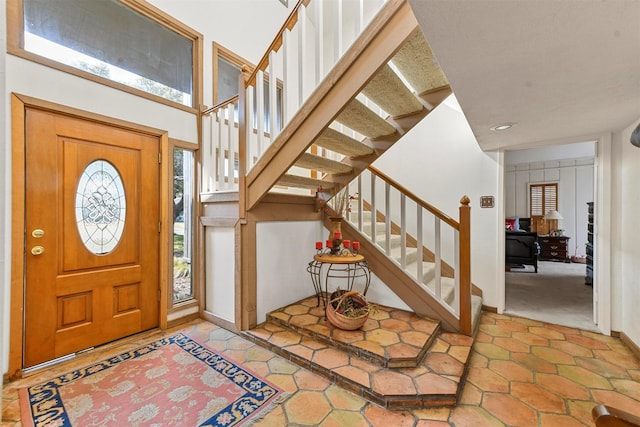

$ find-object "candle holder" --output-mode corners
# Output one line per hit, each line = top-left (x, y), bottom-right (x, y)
(315, 235), (360, 256)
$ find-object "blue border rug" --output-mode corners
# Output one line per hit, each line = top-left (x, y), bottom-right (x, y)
(20, 333), (287, 426)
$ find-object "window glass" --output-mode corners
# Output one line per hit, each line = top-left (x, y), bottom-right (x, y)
(22, 0), (194, 106)
(214, 45), (282, 133)
(173, 149), (194, 302)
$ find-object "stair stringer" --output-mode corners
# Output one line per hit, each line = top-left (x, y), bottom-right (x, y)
(325, 216), (460, 332)
(245, 0), (419, 210)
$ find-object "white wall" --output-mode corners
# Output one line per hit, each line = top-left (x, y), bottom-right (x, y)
(256, 221), (322, 323)
(506, 142), (596, 165)
(372, 95), (502, 308)
(612, 117), (640, 347)
(205, 227), (236, 323)
(255, 220), (411, 324)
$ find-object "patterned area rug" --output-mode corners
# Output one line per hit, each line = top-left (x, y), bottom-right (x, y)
(19, 333), (286, 426)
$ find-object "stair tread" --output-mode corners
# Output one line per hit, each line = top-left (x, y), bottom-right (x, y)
(277, 174), (334, 190)
(244, 296), (474, 409)
(315, 128), (375, 158)
(335, 99), (397, 139)
(361, 65), (424, 118)
(265, 295), (440, 368)
(295, 152), (353, 175)
(392, 32), (449, 95)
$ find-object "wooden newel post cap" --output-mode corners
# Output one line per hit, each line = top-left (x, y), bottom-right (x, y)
(460, 195), (471, 206)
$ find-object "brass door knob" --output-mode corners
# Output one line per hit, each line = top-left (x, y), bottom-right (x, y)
(31, 246), (45, 256)
(32, 229), (45, 238)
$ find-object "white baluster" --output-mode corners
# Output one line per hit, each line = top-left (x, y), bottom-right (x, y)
(357, 175), (363, 231)
(454, 230), (460, 315)
(335, 0), (343, 58)
(297, 5), (307, 106)
(281, 30), (289, 124)
(434, 218), (442, 300)
(370, 173), (376, 245)
(256, 70), (265, 158)
(314, 0), (324, 84)
(226, 103), (233, 190)
(217, 108), (224, 190)
(384, 182), (391, 255)
(417, 204), (423, 285)
(400, 193), (406, 268)
(246, 86), (255, 171)
(269, 51), (278, 140)
(206, 114), (214, 192)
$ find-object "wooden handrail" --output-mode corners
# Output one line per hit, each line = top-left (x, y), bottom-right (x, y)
(246, 0), (311, 87)
(202, 95), (239, 116)
(368, 166), (460, 229)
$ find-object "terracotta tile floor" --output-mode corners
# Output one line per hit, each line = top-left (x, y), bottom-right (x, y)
(245, 295), (471, 408)
(3, 312), (640, 426)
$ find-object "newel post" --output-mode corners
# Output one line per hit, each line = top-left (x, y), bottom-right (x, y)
(459, 195), (472, 335)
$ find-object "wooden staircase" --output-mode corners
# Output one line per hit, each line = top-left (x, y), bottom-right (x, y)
(244, 0), (451, 208)
(203, 0), (478, 338)
(244, 296), (474, 409)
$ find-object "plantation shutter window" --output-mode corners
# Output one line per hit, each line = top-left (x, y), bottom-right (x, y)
(530, 183), (558, 233)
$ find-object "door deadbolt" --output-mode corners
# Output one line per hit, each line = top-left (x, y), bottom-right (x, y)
(32, 229), (45, 238)
(31, 246), (45, 256)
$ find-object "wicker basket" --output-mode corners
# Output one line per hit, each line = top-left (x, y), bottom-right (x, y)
(326, 290), (370, 330)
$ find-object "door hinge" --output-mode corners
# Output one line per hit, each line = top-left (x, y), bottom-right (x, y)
(158, 152), (162, 164)
(158, 290), (161, 301)
(158, 221), (161, 233)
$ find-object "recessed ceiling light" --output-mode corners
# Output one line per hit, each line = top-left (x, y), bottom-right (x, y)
(491, 123), (515, 131)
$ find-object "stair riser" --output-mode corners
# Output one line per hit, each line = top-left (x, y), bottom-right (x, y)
(267, 312), (390, 367)
(243, 330), (457, 409)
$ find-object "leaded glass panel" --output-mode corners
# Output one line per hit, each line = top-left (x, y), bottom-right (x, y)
(75, 160), (126, 254)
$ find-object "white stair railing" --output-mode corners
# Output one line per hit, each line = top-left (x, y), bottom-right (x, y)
(339, 167), (472, 332)
(202, 96), (240, 193)
(242, 0), (387, 175)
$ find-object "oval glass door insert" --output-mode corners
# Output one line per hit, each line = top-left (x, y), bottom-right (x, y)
(75, 160), (126, 254)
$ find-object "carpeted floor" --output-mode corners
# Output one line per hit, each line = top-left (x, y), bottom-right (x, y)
(505, 260), (596, 331)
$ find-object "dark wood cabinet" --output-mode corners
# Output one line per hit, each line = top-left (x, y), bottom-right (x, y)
(586, 202), (594, 285)
(538, 236), (570, 262)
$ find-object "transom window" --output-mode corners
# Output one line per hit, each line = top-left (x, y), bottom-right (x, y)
(10, 0), (202, 109)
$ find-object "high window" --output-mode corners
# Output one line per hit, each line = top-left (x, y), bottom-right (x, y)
(9, 0), (202, 109)
(213, 42), (283, 133)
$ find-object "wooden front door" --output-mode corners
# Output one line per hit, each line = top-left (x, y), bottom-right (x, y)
(24, 108), (160, 368)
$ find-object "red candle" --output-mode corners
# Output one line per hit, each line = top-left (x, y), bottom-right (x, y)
(316, 241), (323, 250)
(334, 231), (342, 240)
(326, 239), (332, 248)
(353, 241), (360, 250)
(343, 239), (350, 248)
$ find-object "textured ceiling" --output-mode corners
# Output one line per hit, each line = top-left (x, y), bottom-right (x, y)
(408, 0), (640, 151)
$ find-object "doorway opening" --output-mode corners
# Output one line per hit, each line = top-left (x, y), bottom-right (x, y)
(503, 141), (596, 330)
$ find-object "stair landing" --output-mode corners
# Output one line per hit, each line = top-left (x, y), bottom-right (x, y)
(244, 295), (474, 409)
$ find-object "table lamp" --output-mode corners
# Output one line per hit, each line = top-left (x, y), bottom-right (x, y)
(544, 210), (563, 235)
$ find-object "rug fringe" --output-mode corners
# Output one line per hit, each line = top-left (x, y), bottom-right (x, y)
(243, 392), (291, 426)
